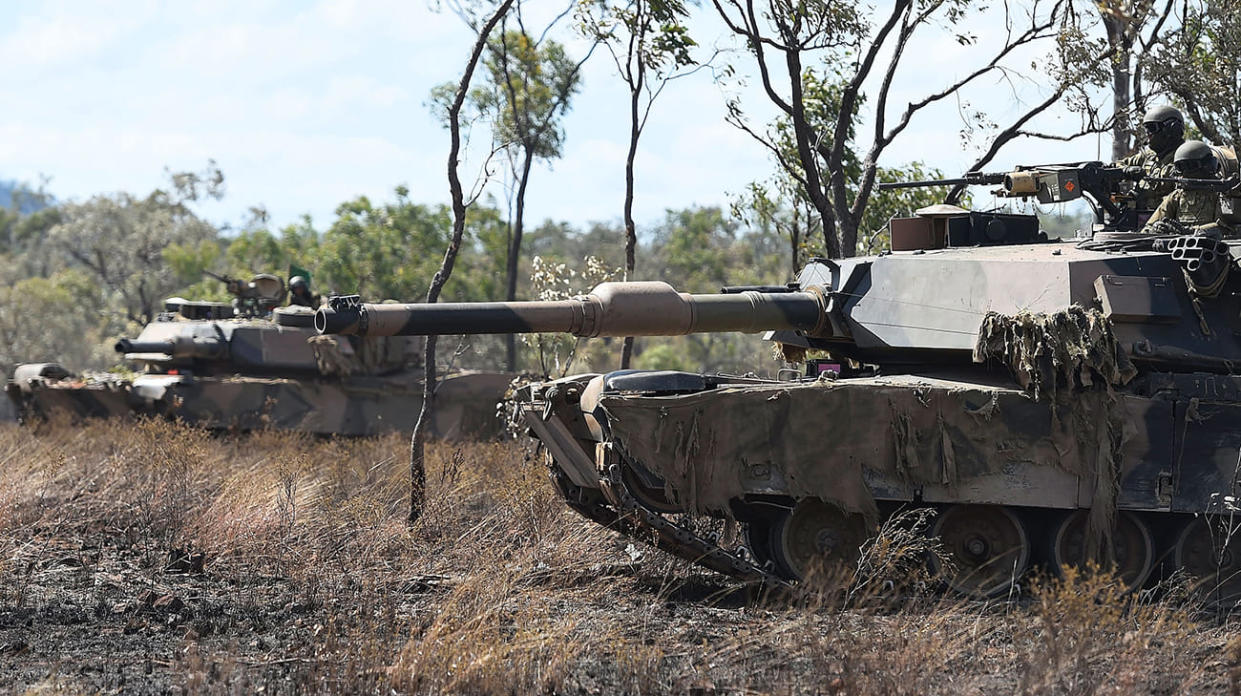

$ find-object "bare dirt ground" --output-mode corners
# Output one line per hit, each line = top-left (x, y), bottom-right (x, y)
(0, 419), (1238, 695)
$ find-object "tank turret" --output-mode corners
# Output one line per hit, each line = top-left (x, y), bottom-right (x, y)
(9, 275), (514, 439)
(314, 231), (1241, 601)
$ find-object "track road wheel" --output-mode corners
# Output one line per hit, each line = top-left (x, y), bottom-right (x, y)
(1052, 510), (1154, 593)
(933, 504), (1030, 598)
(769, 498), (870, 583)
(1175, 517), (1241, 607)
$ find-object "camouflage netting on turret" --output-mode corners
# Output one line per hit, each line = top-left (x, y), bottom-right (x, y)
(307, 335), (421, 377)
(972, 306), (1137, 401)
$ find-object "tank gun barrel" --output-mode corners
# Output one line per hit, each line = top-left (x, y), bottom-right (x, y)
(115, 337), (229, 360)
(315, 281), (828, 338)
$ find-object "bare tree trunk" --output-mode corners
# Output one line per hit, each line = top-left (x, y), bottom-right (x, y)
(410, 0), (514, 525)
(1103, 15), (1133, 159)
(781, 45), (841, 259)
(619, 62), (644, 370)
(789, 213), (801, 278)
(837, 217), (859, 258)
(504, 147), (535, 373)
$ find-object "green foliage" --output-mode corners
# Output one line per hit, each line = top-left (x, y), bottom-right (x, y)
(0, 262), (121, 375)
(165, 239), (223, 285)
(0, 180), (61, 264)
(313, 193), (508, 302)
(577, 0), (697, 75)
(768, 69), (862, 184)
(471, 31), (583, 160)
(631, 342), (695, 372)
(522, 255), (620, 377)
(45, 191), (219, 324)
(1149, 1), (1241, 146)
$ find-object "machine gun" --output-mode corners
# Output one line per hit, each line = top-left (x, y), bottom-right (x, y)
(1144, 175), (1241, 194)
(202, 271), (287, 317)
(878, 171), (1007, 190)
(879, 162), (1146, 231)
(202, 270), (248, 296)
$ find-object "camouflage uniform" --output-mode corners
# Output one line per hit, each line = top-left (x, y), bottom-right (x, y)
(1144, 188), (1235, 237)
(1117, 147), (1178, 211)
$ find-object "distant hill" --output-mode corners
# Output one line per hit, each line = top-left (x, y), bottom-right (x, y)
(0, 178), (53, 214)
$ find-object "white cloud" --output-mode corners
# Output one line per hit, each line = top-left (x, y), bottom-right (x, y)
(0, 6), (145, 68)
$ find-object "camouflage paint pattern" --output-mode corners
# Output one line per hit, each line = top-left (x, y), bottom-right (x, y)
(8, 301), (512, 440)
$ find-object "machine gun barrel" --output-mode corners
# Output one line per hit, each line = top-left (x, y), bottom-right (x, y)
(875, 172), (1006, 191)
(1145, 175), (1241, 193)
(115, 337), (229, 359)
(315, 281), (828, 338)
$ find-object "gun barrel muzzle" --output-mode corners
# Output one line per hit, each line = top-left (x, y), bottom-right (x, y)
(115, 337), (227, 359)
(315, 281), (829, 338)
(115, 339), (174, 354)
(1003, 171), (1039, 195)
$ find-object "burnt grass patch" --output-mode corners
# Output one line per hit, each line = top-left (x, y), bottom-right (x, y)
(0, 419), (1236, 694)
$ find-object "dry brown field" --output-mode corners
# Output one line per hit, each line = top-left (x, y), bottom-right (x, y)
(0, 419), (1237, 694)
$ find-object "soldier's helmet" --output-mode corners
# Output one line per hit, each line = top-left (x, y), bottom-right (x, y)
(289, 276), (309, 293)
(1142, 105), (1185, 155)
(1173, 140), (1219, 178)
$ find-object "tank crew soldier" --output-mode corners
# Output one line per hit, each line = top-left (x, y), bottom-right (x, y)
(1117, 105), (1185, 212)
(288, 275), (321, 308)
(1142, 140), (1237, 237)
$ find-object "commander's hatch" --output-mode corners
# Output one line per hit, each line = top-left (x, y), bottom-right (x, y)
(889, 204), (1045, 251)
(162, 297), (235, 321)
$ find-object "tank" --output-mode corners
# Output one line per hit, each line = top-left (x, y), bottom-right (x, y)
(314, 169), (1241, 599)
(7, 274), (513, 439)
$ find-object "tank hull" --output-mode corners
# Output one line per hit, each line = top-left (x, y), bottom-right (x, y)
(7, 369), (512, 439)
(524, 369), (1240, 596)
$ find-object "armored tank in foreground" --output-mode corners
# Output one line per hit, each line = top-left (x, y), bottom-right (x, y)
(8, 274), (511, 439)
(316, 166), (1241, 598)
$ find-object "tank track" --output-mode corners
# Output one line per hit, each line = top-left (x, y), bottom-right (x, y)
(548, 463), (790, 589)
(546, 443), (1241, 604)
(550, 461), (1241, 604)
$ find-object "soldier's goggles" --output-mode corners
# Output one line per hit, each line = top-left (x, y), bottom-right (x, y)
(1144, 119), (1177, 134)
(1175, 160), (1215, 177)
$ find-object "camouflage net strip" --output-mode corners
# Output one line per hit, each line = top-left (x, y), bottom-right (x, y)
(972, 306), (1134, 560)
(972, 306), (1137, 401)
(307, 335), (420, 377)
(308, 335), (361, 377)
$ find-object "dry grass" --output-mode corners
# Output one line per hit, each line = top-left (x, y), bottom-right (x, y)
(0, 419), (1235, 694)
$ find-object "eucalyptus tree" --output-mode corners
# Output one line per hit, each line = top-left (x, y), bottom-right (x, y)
(1149, 0), (1241, 146)
(411, 0), (516, 525)
(470, 23), (587, 371)
(1096, 0), (1177, 159)
(43, 163), (223, 324)
(716, 0), (1114, 258)
(577, 0), (700, 367)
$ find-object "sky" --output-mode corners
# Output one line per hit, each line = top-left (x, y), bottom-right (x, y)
(0, 1), (1111, 235)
